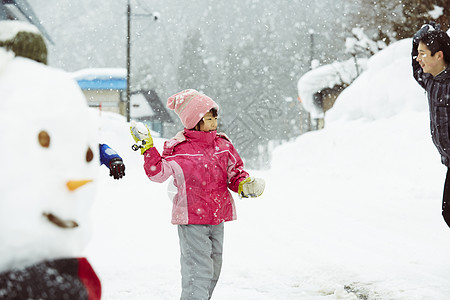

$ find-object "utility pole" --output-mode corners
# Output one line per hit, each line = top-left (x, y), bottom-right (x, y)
(126, 0), (131, 122)
(309, 29), (314, 70)
(126, 1), (159, 122)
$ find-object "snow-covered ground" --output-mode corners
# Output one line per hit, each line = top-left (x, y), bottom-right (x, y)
(85, 37), (450, 299)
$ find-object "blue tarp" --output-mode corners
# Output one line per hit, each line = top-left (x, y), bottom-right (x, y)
(77, 78), (127, 90)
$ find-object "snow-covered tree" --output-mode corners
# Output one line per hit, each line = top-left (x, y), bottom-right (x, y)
(347, 0), (402, 45)
(393, 0), (449, 39)
(348, 0), (449, 44)
(345, 27), (387, 57)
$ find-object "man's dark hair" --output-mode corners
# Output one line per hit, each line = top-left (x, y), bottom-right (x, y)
(419, 30), (450, 64)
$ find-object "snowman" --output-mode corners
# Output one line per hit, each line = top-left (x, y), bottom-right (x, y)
(0, 22), (101, 299)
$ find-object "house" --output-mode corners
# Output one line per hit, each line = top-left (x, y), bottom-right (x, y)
(130, 90), (173, 137)
(72, 68), (127, 115)
(0, 0), (52, 43)
(297, 57), (367, 130)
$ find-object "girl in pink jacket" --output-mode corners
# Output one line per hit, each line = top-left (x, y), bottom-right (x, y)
(130, 89), (264, 299)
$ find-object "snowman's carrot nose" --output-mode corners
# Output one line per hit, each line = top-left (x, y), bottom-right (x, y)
(66, 180), (93, 191)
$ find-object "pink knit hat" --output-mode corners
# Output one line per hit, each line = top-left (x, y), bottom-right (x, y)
(167, 89), (219, 129)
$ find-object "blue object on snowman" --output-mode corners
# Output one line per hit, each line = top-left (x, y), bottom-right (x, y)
(0, 22), (101, 299)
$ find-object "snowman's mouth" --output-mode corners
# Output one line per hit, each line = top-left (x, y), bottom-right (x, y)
(43, 212), (79, 229)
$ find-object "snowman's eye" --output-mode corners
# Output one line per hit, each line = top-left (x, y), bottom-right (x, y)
(38, 131), (50, 148)
(86, 147), (94, 162)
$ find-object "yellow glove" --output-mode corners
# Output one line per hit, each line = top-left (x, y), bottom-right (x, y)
(130, 121), (153, 154)
(238, 177), (265, 198)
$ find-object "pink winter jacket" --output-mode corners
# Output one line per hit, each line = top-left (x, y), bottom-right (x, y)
(143, 129), (249, 225)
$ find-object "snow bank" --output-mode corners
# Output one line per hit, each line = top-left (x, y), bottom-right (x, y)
(0, 48), (14, 72)
(326, 38), (427, 122)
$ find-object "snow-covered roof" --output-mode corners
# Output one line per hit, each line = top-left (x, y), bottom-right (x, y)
(129, 90), (173, 123)
(0, 3), (53, 44)
(72, 68), (127, 90)
(130, 93), (156, 119)
(297, 57), (367, 118)
(71, 68), (126, 80)
(0, 20), (40, 41)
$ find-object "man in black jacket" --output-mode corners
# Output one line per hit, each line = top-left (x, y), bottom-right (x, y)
(412, 22), (450, 227)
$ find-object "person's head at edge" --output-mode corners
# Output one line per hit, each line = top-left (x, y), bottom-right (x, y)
(416, 29), (450, 77)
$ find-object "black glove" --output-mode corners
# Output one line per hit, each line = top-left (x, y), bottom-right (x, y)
(413, 21), (441, 43)
(109, 157), (125, 180)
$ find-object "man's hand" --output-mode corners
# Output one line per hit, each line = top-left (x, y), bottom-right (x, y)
(413, 22), (441, 44)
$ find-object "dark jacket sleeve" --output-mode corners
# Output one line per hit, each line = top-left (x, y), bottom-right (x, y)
(99, 143), (122, 167)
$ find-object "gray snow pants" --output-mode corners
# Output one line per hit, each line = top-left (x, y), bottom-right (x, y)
(177, 223), (224, 300)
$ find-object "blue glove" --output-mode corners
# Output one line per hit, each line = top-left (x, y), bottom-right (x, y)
(413, 22), (441, 43)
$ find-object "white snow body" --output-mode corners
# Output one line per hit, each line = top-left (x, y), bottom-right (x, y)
(0, 49), (99, 272)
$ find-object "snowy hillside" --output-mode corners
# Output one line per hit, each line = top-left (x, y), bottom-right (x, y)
(84, 37), (450, 299)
